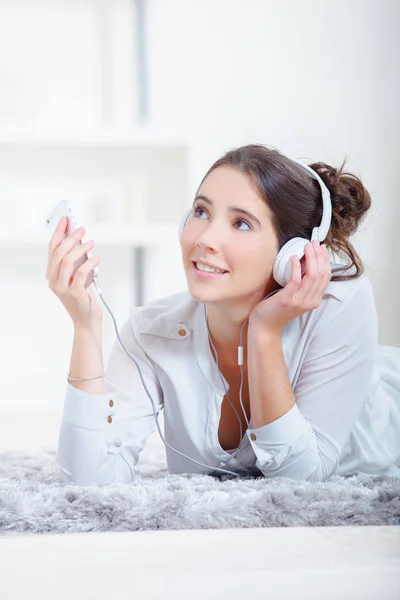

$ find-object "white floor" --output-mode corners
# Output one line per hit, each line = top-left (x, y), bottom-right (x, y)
(0, 526), (398, 599)
(1, 411), (399, 599)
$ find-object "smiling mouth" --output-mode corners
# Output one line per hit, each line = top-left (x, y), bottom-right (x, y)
(192, 261), (228, 275)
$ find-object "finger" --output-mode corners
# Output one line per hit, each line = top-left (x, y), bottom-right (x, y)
(70, 255), (101, 292)
(312, 240), (325, 275)
(296, 242), (318, 301)
(316, 244), (332, 296)
(299, 255), (307, 278)
(308, 243), (331, 308)
(47, 216), (67, 275)
(53, 225), (87, 280)
(48, 216), (67, 252)
(310, 240), (326, 296)
(58, 241), (95, 289)
(278, 254), (302, 303)
(289, 254), (302, 287)
(53, 224), (86, 262)
(321, 243), (331, 271)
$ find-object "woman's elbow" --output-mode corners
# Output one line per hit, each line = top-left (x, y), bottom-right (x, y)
(57, 454), (135, 486)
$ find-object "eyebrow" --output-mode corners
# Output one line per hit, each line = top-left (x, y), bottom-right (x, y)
(193, 195), (262, 227)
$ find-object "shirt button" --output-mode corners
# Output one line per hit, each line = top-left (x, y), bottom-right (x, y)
(250, 433), (257, 441)
(107, 416), (113, 424)
(178, 328), (186, 336)
(112, 438), (122, 447)
(109, 399), (114, 407)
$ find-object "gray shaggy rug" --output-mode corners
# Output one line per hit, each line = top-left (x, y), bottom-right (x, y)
(0, 437), (399, 535)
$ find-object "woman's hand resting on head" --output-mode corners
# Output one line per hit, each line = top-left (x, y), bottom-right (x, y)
(45, 216), (103, 330)
(249, 239), (332, 336)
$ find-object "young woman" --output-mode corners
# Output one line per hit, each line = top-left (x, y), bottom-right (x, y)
(46, 144), (400, 486)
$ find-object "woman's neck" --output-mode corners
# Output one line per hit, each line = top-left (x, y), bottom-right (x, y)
(206, 311), (249, 369)
(203, 282), (281, 364)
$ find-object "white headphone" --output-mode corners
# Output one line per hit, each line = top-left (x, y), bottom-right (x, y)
(178, 157), (332, 287)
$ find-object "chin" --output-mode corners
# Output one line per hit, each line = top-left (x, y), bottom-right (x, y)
(187, 282), (240, 306)
(186, 283), (217, 303)
(186, 285), (211, 303)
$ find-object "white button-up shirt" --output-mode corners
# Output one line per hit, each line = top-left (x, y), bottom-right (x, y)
(57, 269), (400, 486)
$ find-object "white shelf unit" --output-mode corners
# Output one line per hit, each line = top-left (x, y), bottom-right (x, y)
(0, 129), (190, 305)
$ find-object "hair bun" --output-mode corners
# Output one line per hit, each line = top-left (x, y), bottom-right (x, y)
(309, 160), (371, 237)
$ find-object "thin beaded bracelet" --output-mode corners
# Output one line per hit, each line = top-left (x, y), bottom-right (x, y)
(67, 373), (105, 382)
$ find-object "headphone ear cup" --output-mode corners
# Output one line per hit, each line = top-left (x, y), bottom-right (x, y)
(178, 208), (193, 241)
(273, 237), (309, 287)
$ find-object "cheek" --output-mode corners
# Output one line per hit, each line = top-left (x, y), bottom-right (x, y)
(239, 242), (274, 268)
(181, 221), (197, 245)
(180, 233), (196, 266)
(180, 230), (191, 253)
(239, 247), (276, 285)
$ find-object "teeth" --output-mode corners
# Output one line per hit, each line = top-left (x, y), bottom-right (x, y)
(196, 262), (225, 274)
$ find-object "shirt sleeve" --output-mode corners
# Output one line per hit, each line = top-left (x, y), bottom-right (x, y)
(57, 308), (164, 486)
(245, 277), (378, 482)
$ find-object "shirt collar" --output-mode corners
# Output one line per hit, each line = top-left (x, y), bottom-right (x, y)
(193, 301), (229, 395)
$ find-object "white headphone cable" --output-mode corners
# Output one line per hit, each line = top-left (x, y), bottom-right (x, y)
(93, 277), (242, 478)
(207, 287), (281, 471)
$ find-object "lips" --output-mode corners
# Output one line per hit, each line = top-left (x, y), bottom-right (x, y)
(192, 260), (228, 273)
(191, 262), (228, 278)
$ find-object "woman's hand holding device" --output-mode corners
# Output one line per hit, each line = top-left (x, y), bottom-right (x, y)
(45, 202), (103, 330)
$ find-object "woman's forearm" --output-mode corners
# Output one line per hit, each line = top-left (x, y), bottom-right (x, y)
(247, 322), (295, 429)
(68, 326), (106, 395)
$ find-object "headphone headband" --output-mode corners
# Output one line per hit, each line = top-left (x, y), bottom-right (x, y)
(290, 158), (332, 242)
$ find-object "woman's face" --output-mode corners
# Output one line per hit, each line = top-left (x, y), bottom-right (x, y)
(180, 165), (280, 305)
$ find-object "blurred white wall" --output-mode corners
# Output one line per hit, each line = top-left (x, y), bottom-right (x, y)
(0, 0), (398, 439)
(146, 0), (400, 343)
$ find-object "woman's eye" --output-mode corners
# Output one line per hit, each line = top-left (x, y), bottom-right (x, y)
(193, 206), (207, 218)
(234, 219), (251, 231)
(193, 206), (251, 231)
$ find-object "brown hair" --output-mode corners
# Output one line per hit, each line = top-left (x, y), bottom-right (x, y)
(198, 144), (371, 282)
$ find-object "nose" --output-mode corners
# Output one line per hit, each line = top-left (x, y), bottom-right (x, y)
(194, 219), (223, 251)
